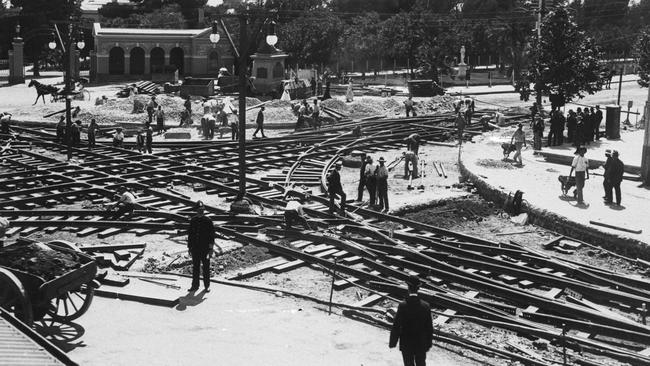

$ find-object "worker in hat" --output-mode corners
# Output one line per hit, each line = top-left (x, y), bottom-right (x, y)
(594, 105), (603, 141)
(510, 123), (526, 166)
(326, 161), (346, 215)
(569, 146), (589, 205)
(389, 274), (433, 366)
(376, 157), (390, 212)
(187, 201), (215, 292)
(364, 156), (377, 206)
(604, 150), (624, 206)
(110, 186), (137, 219)
(356, 153), (369, 202)
(602, 149), (613, 202)
(405, 133), (421, 155)
(284, 193), (312, 230)
(112, 126), (124, 147)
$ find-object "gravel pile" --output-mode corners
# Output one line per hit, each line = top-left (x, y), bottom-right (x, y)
(475, 158), (515, 169)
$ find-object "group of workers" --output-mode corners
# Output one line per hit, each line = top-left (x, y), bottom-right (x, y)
(55, 116), (100, 151)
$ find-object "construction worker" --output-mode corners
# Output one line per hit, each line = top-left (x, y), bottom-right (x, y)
(56, 116), (66, 143)
(252, 106), (266, 138)
(356, 154), (369, 202)
(405, 133), (421, 155)
(365, 156), (377, 207)
(0, 112), (11, 135)
(455, 111), (466, 145)
(110, 186), (137, 219)
(326, 161), (346, 215)
(135, 130), (146, 153)
(376, 157), (389, 212)
(112, 127), (125, 147)
(389, 275), (433, 366)
(187, 201), (215, 292)
(569, 146), (589, 205)
(87, 118), (98, 151)
(403, 151), (418, 180)
(284, 193), (312, 230)
(605, 150), (624, 206)
(404, 96), (416, 117)
(145, 126), (153, 154)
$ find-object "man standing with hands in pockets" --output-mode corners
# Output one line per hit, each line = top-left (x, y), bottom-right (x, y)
(187, 201), (215, 292)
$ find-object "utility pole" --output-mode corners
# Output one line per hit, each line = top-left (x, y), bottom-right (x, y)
(534, 0), (546, 106)
(237, 14), (248, 200)
(642, 85), (650, 185)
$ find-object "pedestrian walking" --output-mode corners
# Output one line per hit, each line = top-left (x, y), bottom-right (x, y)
(356, 154), (369, 202)
(389, 275), (433, 366)
(510, 123), (526, 166)
(252, 106), (266, 138)
(532, 116), (544, 151)
(327, 161), (346, 215)
(594, 105), (603, 140)
(187, 201), (215, 292)
(376, 157), (389, 212)
(365, 157), (377, 207)
(569, 146), (589, 205)
(113, 127), (124, 147)
(145, 126), (153, 154)
(605, 150), (624, 206)
(87, 118), (98, 150)
(284, 193), (312, 230)
(207, 113), (216, 139)
(404, 96), (415, 117)
(155, 106), (166, 133)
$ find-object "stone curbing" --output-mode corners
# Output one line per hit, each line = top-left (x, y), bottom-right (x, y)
(458, 158), (650, 260)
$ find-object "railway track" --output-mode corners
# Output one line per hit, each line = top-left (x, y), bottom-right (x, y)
(2, 115), (649, 365)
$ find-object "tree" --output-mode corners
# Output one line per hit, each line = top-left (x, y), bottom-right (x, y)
(636, 27), (650, 88)
(11, 0), (81, 76)
(524, 6), (605, 107)
(277, 10), (343, 66)
(101, 4), (186, 28)
(340, 12), (382, 70)
(380, 11), (422, 76)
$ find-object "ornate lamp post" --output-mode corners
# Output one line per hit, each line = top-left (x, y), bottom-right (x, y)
(211, 13), (278, 211)
(49, 24), (85, 160)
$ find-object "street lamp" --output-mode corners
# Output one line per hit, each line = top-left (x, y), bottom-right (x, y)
(49, 24), (86, 160)
(211, 13), (279, 212)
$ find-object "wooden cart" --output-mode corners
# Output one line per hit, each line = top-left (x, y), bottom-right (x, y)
(0, 241), (97, 326)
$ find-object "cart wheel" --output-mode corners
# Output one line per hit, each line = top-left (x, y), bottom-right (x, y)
(0, 268), (34, 325)
(47, 284), (94, 323)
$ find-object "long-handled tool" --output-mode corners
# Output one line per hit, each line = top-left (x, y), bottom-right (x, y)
(417, 159), (425, 190)
(139, 277), (181, 290)
(433, 160), (442, 177)
(406, 160), (414, 190)
(439, 162), (448, 178)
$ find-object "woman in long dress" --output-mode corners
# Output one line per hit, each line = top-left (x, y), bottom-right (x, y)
(345, 79), (354, 102)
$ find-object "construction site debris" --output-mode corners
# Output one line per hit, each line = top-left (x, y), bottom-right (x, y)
(0, 242), (81, 281)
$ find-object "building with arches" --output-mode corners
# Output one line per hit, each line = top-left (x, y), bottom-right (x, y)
(91, 23), (235, 81)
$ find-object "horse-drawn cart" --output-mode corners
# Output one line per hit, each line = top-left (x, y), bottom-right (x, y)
(0, 240), (97, 326)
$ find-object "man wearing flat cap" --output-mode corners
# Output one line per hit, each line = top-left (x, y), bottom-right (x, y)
(390, 275), (433, 366)
(605, 150), (624, 206)
(187, 201), (215, 292)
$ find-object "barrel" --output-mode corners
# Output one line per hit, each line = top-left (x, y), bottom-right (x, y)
(605, 105), (621, 139)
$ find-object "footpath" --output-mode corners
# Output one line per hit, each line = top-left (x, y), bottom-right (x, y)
(460, 125), (650, 257)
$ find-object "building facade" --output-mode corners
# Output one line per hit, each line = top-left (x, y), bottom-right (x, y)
(91, 23), (235, 81)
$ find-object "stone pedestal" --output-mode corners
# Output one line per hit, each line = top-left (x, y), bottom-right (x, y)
(8, 37), (25, 85)
(457, 63), (467, 81)
(250, 42), (288, 95)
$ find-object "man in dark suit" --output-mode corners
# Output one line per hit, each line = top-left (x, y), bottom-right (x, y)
(390, 275), (433, 366)
(327, 161), (346, 214)
(187, 201), (215, 292)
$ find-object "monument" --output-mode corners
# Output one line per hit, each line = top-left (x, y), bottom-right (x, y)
(457, 46), (467, 81)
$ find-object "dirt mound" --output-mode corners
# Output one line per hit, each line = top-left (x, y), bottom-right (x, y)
(246, 97), (263, 107)
(416, 95), (457, 114)
(321, 98), (349, 113)
(403, 197), (498, 228)
(0, 242), (81, 281)
(475, 158), (514, 169)
(78, 94), (189, 126)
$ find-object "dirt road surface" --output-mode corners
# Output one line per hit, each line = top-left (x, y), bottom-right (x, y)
(67, 277), (477, 366)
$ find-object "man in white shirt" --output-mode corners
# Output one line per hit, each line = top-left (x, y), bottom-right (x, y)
(284, 193), (312, 230)
(113, 127), (125, 147)
(569, 146), (590, 205)
(110, 186), (137, 219)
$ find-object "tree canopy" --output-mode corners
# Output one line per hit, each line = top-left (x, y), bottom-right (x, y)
(635, 27), (650, 88)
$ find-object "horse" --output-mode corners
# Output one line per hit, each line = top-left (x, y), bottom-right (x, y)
(28, 80), (60, 105)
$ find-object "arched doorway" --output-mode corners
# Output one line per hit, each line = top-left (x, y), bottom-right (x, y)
(150, 47), (165, 74)
(208, 50), (220, 72)
(108, 47), (125, 75)
(169, 47), (184, 75)
(129, 47), (145, 75)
